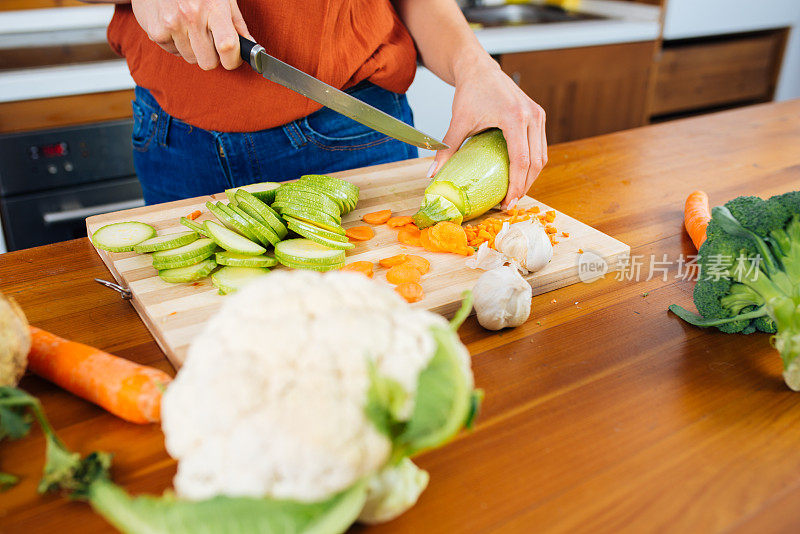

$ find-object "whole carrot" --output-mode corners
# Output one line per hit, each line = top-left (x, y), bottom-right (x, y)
(27, 326), (172, 424)
(684, 190), (711, 250)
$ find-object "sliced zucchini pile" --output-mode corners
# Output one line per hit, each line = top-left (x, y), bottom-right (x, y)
(89, 175), (361, 293)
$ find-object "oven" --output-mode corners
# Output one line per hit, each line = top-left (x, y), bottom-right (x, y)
(0, 119), (143, 252)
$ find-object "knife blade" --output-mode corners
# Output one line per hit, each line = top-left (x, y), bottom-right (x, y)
(238, 36), (448, 151)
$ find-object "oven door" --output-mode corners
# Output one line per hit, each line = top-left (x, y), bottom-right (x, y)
(0, 176), (143, 251)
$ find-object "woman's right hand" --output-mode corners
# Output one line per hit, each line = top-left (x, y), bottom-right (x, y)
(131, 0), (252, 70)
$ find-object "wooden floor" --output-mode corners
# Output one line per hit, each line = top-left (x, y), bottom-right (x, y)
(2, 100), (800, 533)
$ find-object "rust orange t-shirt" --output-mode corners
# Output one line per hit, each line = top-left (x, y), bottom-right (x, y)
(107, 1), (418, 132)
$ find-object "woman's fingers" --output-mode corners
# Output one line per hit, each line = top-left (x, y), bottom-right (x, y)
(522, 106), (547, 194)
(208, 7), (241, 70)
(500, 123), (531, 210)
(188, 25), (219, 70)
(172, 31), (197, 64)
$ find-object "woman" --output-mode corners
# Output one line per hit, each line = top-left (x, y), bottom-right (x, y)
(90, 0), (547, 209)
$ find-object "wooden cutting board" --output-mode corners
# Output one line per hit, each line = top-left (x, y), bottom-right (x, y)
(86, 157), (629, 368)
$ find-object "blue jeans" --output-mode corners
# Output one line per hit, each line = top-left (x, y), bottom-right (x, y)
(131, 83), (418, 205)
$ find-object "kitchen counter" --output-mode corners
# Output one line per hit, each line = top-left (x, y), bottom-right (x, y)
(2, 100), (800, 532)
(0, 1), (660, 104)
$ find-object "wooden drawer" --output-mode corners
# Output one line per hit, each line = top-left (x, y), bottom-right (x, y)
(651, 31), (786, 116)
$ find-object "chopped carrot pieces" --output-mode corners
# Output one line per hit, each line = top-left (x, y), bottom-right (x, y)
(398, 226), (422, 247)
(386, 264), (421, 285)
(578, 248), (584, 254)
(386, 216), (414, 228)
(345, 225), (375, 241)
(395, 282), (424, 303)
(379, 254), (408, 268)
(545, 225), (557, 234)
(544, 210), (556, 223)
(187, 210), (202, 220)
(561, 231), (570, 238)
(528, 206), (540, 214)
(341, 261), (374, 278)
(404, 255), (430, 274)
(362, 210), (392, 225)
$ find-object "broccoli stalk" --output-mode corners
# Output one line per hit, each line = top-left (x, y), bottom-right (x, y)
(669, 200), (800, 390)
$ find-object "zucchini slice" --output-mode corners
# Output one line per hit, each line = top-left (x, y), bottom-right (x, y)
(216, 251), (278, 268)
(286, 222), (354, 250)
(274, 238), (345, 266)
(229, 205), (281, 247)
(91, 221), (156, 253)
(133, 231), (198, 253)
(235, 190), (288, 238)
(204, 220), (266, 255)
(210, 202), (262, 244)
(284, 216), (348, 242)
(158, 258), (217, 283)
(275, 256), (345, 272)
(151, 238), (217, 269)
(211, 266), (270, 294)
(180, 217), (209, 237)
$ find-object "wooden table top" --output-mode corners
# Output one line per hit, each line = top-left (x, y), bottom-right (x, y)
(2, 100), (800, 534)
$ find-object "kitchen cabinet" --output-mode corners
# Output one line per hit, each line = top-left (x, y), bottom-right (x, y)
(498, 41), (656, 144)
(650, 30), (788, 118)
(0, 90), (134, 134)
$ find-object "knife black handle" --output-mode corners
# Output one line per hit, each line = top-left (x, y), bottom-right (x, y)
(239, 35), (257, 66)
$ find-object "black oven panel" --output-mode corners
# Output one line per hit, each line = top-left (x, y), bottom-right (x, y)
(0, 120), (135, 196)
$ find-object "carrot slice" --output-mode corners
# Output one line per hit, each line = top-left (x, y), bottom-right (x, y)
(362, 210), (392, 225)
(379, 254), (408, 268)
(387, 216), (414, 228)
(404, 255), (430, 274)
(395, 282), (424, 303)
(430, 222), (468, 254)
(386, 264), (422, 285)
(187, 210), (202, 220)
(420, 228), (441, 252)
(27, 326), (172, 424)
(345, 225), (375, 241)
(398, 226), (422, 247)
(341, 261), (374, 278)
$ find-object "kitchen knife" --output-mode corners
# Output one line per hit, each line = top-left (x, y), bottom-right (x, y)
(238, 36), (448, 151)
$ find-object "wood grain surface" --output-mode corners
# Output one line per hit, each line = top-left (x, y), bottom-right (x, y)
(2, 100), (800, 533)
(84, 161), (629, 368)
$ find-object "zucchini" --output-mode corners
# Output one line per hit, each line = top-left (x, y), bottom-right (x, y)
(299, 174), (359, 212)
(229, 205), (281, 247)
(91, 221), (156, 253)
(288, 223), (354, 251)
(272, 205), (343, 232)
(158, 258), (217, 284)
(180, 217), (209, 237)
(151, 237), (217, 264)
(276, 258), (344, 272)
(274, 238), (345, 266)
(413, 128), (509, 228)
(234, 190), (288, 238)
(216, 251), (278, 268)
(224, 182), (280, 206)
(210, 202), (262, 244)
(284, 216), (348, 242)
(133, 231), (198, 253)
(204, 220), (266, 255)
(211, 266), (270, 294)
(274, 188), (342, 218)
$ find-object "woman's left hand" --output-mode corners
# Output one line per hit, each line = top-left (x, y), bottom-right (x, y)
(430, 55), (547, 211)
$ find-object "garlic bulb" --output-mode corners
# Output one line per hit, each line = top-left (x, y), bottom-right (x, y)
(472, 266), (532, 330)
(494, 220), (553, 273)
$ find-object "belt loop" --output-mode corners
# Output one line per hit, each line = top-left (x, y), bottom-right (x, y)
(282, 121), (307, 149)
(157, 112), (171, 147)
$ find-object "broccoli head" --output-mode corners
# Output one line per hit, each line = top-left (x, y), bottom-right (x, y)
(669, 191), (800, 390)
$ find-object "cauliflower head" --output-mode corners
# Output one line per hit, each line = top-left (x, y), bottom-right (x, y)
(162, 270), (473, 505)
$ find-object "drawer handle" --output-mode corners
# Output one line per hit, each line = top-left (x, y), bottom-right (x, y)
(42, 198), (145, 224)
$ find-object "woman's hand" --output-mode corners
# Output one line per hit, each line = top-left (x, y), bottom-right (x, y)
(430, 55), (547, 210)
(131, 0), (252, 70)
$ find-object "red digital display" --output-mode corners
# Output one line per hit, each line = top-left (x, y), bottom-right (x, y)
(40, 142), (68, 158)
